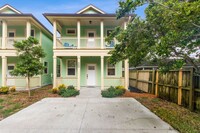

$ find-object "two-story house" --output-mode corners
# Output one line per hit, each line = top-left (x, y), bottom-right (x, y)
(44, 5), (131, 90)
(0, 4), (53, 90)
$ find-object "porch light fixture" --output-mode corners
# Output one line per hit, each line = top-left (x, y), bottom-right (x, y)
(89, 20), (92, 24)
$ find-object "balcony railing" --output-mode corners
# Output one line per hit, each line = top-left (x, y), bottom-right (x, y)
(6, 77), (40, 88)
(56, 37), (118, 49)
(6, 37), (26, 49)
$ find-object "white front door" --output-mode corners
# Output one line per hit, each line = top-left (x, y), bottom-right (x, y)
(7, 64), (15, 86)
(87, 31), (95, 48)
(87, 64), (96, 86)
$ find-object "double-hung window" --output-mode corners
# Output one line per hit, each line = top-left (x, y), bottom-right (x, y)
(67, 60), (76, 76)
(107, 62), (115, 76)
(44, 61), (48, 74)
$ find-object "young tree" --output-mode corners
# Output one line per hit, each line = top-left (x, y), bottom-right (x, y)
(107, 0), (200, 74)
(11, 37), (46, 96)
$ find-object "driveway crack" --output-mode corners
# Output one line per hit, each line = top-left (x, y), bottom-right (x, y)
(78, 98), (89, 133)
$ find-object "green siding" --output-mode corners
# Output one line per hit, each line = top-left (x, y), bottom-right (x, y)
(59, 56), (123, 87)
(41, 32), (53, 86)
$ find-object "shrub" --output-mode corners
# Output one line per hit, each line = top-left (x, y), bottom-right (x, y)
(9, 86), (16, 92)
(58, 85), (79, 97)
(0, 87), (9, 94)
(60, 89), (79, 97)
(51, 87), (59, 94)
(67, 85), (75, 90)
(58, 84), (66, 90)
(101, 86), (124, 98)
(116, 86), (126, 93)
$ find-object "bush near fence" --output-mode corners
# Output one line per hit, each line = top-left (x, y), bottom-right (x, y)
(129, 68), (200, 111)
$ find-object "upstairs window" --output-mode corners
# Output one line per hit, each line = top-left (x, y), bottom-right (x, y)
(44, 61), (48, 74)
(67, 60), (76, 76)
(31, 29), (35, 37)
(107, 62), (115, 76)
(106, 30), (113, 37)
(66, 29), (76, 35)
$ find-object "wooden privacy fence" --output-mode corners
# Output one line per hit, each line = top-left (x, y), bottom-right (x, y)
(129, 69), (200, 111)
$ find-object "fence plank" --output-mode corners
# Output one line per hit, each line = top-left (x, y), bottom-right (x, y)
(189, 68), (194, 111)
(152, 70), (155, 94)
(155, 71), (159, 96)
(178, 69), (183, 105)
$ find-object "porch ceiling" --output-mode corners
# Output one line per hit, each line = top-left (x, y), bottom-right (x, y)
(44, 14), (128, 27)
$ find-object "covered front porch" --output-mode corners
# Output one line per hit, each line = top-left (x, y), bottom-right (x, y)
(0, 56), (41, 89)
(53, 55), (129, 90)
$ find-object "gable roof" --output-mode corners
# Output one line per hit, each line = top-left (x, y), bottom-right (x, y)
(76, 4), (106, 14)
(0, 4), (22, 14)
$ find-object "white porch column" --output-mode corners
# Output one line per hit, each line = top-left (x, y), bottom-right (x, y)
(53, 56), (57, 88)
(77, 56), (81, 90)
(2, 56), (7, 86)
(124, 60), (129, 90)
(124, 21), (129, 90)
(26, 21), (31, 38)
(100, 20), (104, 49)
(77, 20), (81, 49)
(53, 21), (57, 49)
(2, 20), (7, 49)
(101, 56), (104, 90)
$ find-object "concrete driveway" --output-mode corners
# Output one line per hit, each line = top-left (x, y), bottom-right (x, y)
(0, 95), (178, 133)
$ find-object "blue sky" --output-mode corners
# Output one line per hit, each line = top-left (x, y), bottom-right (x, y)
(0, 0), (146, 32)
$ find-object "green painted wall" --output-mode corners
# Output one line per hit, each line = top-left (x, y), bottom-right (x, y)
(41, 32), (53, 86)
(59, 56), (123, 87)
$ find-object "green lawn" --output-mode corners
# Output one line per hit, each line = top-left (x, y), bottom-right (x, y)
(123, 91), (200, 133)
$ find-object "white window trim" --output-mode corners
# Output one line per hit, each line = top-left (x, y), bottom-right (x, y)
(66, 59), (76, 77)
(44, 61), (49, 74)
(31, 28), (35, 38)
(106, 62), (116, 77)
(66, 28), (77, 35)
(8, 30), (16, 37)
(7, 64), (15, 77)
(106, 28), (114, 37)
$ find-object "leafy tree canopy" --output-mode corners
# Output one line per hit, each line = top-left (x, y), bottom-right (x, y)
(107, 0), (200, 74)
(11, 37), (46, 96)
(11, 37), (46, 77)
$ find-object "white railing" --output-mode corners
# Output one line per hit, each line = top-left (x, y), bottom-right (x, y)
(104, 38), (118, 49)
(56, 37), (108, 49)
(6, 37), (26, 49)
(80, 37), (101, 49)
(57, 37), (78, 49)
(6, 77), (40, 88)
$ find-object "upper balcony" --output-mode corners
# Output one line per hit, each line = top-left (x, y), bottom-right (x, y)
(0, 20), (42, 50)
(48, 16), (128, 50)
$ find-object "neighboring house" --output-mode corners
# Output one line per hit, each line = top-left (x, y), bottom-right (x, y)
(0, 4), (53, 90)
(44, 5), (131, 90)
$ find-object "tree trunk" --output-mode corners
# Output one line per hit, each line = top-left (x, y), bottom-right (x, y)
(26, 76), (31, 97)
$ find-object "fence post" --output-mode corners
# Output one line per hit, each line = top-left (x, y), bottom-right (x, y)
(178, 68), (183, 105)
(155, 70), (159, 96)
(189, 68), (194, 111)
(152, 70), (155, 94)
(136, 70), (139, 88)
